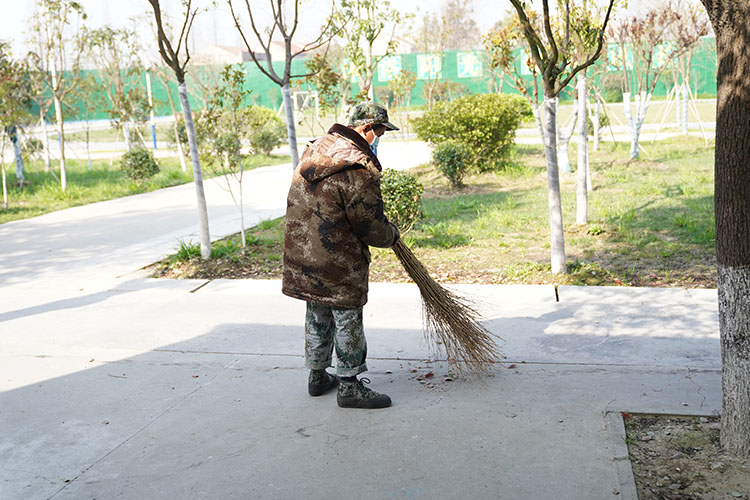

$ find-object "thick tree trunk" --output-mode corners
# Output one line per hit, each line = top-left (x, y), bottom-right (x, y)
(281, 83), (300, 169)
(576, 75), (589, 225)
(704, 0), (750, 457)
(543, 97), (567, 274)
(178, 81), (212, 260)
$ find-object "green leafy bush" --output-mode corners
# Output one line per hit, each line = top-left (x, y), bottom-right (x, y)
(244, 105), (286, 155)
(120, 148), (159, 182)
(432, 140), (472, 188)
(380, 168), (424, 233)
(412, 93), (531, 172)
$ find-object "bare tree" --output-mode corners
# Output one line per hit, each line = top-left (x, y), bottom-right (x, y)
(509, 0), (615, 274)
(147, 0), (211, 259)
(608, 1), (708, 159)
(700, 0), (750, 459)
(27, 0), (87, 192)
(333, 0), (408, 101)
(87, 26), (149, 152)
(227, 0), (339, 169)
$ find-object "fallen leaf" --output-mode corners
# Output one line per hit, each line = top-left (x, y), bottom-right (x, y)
(424, 372), (434, 378)
(507, 364), (517, 369)
(192, 375), (200, 378)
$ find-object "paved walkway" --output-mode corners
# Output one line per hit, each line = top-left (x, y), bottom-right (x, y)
(0, 140), (721, 500)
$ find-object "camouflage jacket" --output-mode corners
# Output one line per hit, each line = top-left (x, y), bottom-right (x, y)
(282, 124), (399, 308)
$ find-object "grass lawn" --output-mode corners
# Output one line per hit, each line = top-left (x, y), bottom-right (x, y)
(154, 135), (716, 288)
(0, 153), (288, 224)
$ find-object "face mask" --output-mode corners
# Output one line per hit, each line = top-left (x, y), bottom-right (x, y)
(370, 135), (380, 155)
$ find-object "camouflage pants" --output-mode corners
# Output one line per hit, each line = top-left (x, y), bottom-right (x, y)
(305, 302), (368, 377)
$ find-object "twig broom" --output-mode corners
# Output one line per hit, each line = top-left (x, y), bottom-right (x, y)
(391, 239), (503, 376)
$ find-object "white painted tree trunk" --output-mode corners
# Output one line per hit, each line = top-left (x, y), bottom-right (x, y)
(592, 98), (601, 152)
(123, 122), (132, 152)
(52, 91), (67, 192)
(39, 108), (51, 172)
(532, 101), (546, 142)
(281, 83), (300, 169)
(558, 97), (578, 174)
(13, 136), (24, 184)
(681, 83), (689, 135)
(178, 81), (212, 260)
(2, 162), (7, 210)
(718, 264), (750, 457)
(576, 76), (589, 225)
(1, 137), (7, 209)
(623, 91), (652, 160)
(543, 97), (567, 274)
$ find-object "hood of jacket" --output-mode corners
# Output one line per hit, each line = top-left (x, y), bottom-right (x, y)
(298, 123), (382, 183)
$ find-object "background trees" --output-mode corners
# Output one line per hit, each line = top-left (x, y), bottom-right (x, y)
(608, 1), (709, 159)
(227, 0), (338, 169)
(86, 27), (149, 152)
(0, 43), (33, 209)
(509, 0), (615, 274)
(332, 0), (407, 101)
(27, 0), (87, 192)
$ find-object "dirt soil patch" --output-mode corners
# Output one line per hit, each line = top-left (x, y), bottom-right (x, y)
(625, 414), (750, 500)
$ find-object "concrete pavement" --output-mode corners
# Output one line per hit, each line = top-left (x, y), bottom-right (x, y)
(0, 141), (722, 500)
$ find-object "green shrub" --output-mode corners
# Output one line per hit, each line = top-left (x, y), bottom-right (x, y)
(412, 93), (531, 172)
(120, 148), (159, 182)
(380, 168), (424, 233)
(244, 105), (286, 155)
(432, 140), (472, 188)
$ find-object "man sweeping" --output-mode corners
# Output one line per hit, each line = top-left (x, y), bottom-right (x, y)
(282, 101), (400, 409)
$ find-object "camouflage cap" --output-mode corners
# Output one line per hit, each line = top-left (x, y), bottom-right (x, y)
(347, 101), (399, 131)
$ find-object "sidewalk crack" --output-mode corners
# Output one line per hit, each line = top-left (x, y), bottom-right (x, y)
(46, 358), (240, 499)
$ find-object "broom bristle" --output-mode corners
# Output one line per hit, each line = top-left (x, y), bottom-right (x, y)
(391, 239), (503, 375)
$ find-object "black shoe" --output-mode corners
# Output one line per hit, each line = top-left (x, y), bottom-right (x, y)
(308, 370), (339, 396)
(337, 378), (391, 409)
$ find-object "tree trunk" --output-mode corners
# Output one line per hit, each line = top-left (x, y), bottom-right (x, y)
(705, 0), (750, 457)
(543, 97), (567, 274)
(532, 101), (546, 142)
(623, 91), (651, 160)
(592, 98), (601, 152)
(558, 97), (578, 174)
(12, 134), (24, 184)
(178, 81), (212, 260)
(52, 91), (67, 192)
(123, 121), (132, 152)
(39, 107), (51, 172)
(576, 75), (589, 225)
(2, 162), (7, 210)
(164, 84), (188, 172)
(681, 83), (689, 135)
(1, 135), (7, 209)
(281, 83), (300, 169)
